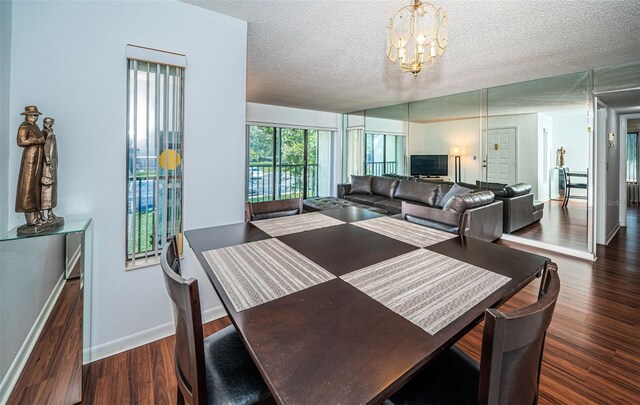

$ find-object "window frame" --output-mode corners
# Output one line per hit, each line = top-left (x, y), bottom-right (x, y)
(125, 48), (186, 269)
(246, 124), (330, 203)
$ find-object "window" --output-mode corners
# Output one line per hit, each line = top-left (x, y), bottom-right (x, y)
(247, 125), (333, 202)
(364, 133), (405, 176)
(627, 131), (638, 183)
(126, 48), (185, 265)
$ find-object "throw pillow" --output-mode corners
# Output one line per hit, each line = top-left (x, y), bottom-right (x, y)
(350, 175), (373, 194)
(438, 183), (472, 208)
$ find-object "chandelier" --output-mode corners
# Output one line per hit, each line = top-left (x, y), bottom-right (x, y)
(386, 0), (448, 77)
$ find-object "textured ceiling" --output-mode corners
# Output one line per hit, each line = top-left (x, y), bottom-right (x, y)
(185, 0), (640, 114)
(597, 89), (640, 114)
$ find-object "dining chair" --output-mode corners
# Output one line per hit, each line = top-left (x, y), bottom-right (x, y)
(562, 167), (587, 208)
(160, 239), (273, 405)
(244, 197), (304, 222)
(387, 263), (560, 405)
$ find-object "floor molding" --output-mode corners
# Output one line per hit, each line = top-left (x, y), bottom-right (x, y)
(605, 223), (621, 245)
(88, 305), (227, 362)
(500, 234), (596, 261)
(0, 273), (66, 404)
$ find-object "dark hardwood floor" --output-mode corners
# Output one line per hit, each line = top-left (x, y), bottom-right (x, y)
(512, 199), (588, 251)
(8, 279), (83, 405)
(81, 318), (232, 405)
(79, 208), (639, 404)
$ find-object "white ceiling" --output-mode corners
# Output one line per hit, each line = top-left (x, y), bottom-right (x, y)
(185, 0), (640, 114)
(597, 89), (640, 114)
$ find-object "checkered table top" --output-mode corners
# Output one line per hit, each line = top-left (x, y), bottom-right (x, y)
(201, 213), (508, 329)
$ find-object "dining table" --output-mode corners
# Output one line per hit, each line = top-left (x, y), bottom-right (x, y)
(185, 206), (550, 405)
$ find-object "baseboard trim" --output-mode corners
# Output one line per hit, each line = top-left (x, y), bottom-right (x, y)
(88, 305), (227, 363)
(500, 234), (596, 261)
(0, 273), (66, 404)
(605, 224), (621, 245)
(67, 244), (82, 274)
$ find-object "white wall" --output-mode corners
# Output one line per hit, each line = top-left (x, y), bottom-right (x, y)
(247, 102), (340, 130)
(606, 108), (620, 238)
(537, 114), (553, 201)
(408, 119), (482, 183)
(7, 0), (247, 358)
(488, 114), (539, 197)
(0, 0), (11, 234)
(366, 116), (406, 135)
(552, 114), (590, 172)
(596, 106), (607, 244)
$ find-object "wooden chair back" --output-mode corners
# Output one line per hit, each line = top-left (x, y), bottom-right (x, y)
(245, 197), (304, 222)
(160, 238), (207, 404)
(165, 235), (182, 276)
(563, 167), (571, 187)
(478, 262), (560, 405)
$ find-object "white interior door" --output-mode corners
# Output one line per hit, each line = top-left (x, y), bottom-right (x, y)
(487, 127), (517, 184)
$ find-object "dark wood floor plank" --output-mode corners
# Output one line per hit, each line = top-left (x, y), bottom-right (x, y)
(512, 200), (588, 250)
(7, 279), (82, 405)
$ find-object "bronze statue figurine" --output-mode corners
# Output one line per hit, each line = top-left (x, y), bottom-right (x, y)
(41, 117), (59, 222)
(15, 106), (63, 235)
(556, 147), (566, 168)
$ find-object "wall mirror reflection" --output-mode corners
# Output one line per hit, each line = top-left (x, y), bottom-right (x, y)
(485, 72), (591, 253)
(364, 104), (408, 177)
(343, 62), (640, 259)
(408, 90), (484, 185)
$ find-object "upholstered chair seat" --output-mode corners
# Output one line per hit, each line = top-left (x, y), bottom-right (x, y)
(388, 346), (479, 405)
(204, 325), (272, 405)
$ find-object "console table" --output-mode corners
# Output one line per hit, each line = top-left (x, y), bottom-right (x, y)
(0, 219), (92, 404)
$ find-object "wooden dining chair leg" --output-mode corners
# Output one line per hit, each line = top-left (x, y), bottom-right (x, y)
(176, 388), (185, 405)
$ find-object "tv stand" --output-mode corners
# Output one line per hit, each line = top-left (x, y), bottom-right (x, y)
(415, 175), (448, 182)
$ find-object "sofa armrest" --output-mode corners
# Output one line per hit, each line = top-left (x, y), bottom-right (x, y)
(402, 201), (461, 227)
(461, 201), (503, 242)
(495, 193), (534, 233)
(337, 183), (351, 199)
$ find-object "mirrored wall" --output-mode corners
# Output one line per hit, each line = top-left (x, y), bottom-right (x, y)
(486, 72), (592, 251)
(344, 70), (598, 255)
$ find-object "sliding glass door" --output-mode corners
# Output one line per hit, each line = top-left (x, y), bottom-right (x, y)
(248, 126), (321, 202)
(364, 133), (405, 176)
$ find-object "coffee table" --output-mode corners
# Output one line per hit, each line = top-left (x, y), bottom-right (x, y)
(303, 196), (388, 215)
(185, 207), (550, 404)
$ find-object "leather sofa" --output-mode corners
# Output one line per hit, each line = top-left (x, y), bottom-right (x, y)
(489, 183), (544, 233)
(337, 176), (503, 242)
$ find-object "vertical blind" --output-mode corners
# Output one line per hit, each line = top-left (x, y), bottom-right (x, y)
(126, 58), (184, 264)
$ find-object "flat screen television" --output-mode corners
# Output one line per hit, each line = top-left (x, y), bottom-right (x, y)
(410, 155), (448, 177)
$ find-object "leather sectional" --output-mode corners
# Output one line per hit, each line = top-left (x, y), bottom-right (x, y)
(337, 176), (503, 242)
(487, 183), (544, 233)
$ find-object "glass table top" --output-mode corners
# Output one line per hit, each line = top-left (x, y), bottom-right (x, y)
(0, 218), (92, 242)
